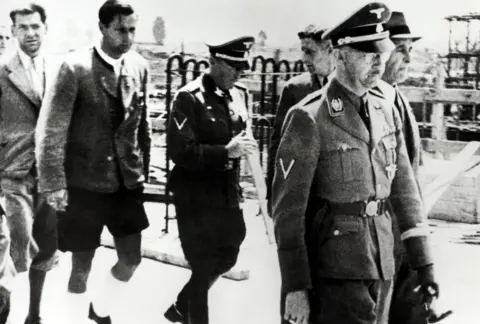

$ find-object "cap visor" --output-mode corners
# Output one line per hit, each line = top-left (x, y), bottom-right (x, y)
(349, 38), (395, 53)
(391, 34), (422, 42)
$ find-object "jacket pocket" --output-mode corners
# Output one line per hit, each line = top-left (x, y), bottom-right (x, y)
(321, 144), (365, 183)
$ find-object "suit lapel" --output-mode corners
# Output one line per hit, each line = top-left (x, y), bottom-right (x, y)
(7, 54), (41, 108)
(326, 85), (370, 143)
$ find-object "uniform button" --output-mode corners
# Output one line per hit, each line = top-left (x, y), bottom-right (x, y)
(333, 230), (340, 236)
(210, 117), (216, 122)
(107, 156), (113, 161)
(377, 184), (382, 192)
(372, 148), (376, 154)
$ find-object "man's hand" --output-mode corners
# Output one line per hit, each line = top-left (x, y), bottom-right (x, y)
(284, 290), (310, 324)
(44, 189), (68, 211)
(226, 131), (258, 158)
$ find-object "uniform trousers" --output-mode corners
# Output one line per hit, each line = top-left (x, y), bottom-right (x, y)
(173, 192), (246, 324)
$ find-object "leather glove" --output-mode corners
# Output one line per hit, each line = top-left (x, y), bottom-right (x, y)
(415, 265), (453, 323)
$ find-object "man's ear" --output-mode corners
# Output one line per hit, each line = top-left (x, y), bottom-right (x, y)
(98, 21), (106, 35)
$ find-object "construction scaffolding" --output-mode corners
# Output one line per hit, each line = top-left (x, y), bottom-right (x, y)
(445, 12), (480, 89)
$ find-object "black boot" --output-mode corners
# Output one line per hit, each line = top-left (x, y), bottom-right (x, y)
(88, 303), (112, 324)
(164, 304), (186, 323)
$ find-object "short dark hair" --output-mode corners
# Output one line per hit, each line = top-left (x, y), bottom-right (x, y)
(98, 0), (135, 26)
(10, 2), (47, 24)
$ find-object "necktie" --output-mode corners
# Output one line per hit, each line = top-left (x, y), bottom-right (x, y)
(30, 57), (44, 99)
(359, 94), (370, 130)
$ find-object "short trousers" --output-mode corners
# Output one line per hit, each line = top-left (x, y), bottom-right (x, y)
(57, 186), (149, 252)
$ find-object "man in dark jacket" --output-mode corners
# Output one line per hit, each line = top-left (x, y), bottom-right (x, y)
(267, 24), (334, 203)
(165, 35), (257, 324)
(35, 1), (150, 323)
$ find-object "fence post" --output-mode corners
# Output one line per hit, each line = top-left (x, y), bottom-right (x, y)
(431, 63), (447, 156)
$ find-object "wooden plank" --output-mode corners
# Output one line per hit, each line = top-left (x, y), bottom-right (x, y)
(245, 121), (275, 244)
(399, 86), (480, 104)
(101, 236), (250, 281)
(423, 141), (480, 215)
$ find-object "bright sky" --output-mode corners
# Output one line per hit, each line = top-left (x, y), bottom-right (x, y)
(0, 0), (478, 53)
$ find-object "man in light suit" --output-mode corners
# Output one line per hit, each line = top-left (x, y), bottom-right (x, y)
(0, 3), (60, 323)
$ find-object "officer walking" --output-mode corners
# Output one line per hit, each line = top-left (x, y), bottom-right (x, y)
(165, 35), (258, 324)
(271, 3), (439, 324)
(267, 24), (334, 203)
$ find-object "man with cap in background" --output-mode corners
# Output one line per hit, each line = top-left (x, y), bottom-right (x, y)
(380, 11), (452, 324)
(165, 35), (258, 324)
(35, 1), (150, 323)
(267, 24), (334, 206)
(271, 2), (438, 324)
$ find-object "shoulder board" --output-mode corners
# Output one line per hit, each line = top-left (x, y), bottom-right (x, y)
(300, 88), (324, 106)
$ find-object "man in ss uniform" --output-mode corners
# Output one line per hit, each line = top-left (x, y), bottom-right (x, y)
(165, 36), (258, 324)
(35, 1), (150, 323)
(271, 3), (439, 324)
(381, 12), (451, 324)
(0, 3), (61, 323)
(267, 24), (334, 203)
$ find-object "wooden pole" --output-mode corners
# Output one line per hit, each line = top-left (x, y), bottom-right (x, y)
(431, 63), (447, 158)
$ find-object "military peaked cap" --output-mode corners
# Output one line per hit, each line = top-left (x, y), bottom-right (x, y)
(206, 35), (255, 70)
(322, 2), (395, 53)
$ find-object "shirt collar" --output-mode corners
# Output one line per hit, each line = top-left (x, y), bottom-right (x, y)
(95, 43), (123, 72)
(331, 77), (365, 111)
(18, 48), (44, 70)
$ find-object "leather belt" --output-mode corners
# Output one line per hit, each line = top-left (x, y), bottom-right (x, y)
(329, 199), (386, 217)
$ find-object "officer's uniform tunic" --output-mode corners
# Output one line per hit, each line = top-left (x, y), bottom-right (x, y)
(166, 73), (249, 323)
(272, 78), (432, 324)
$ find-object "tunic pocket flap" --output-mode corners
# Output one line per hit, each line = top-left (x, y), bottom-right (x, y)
(328, 217), (361, 238)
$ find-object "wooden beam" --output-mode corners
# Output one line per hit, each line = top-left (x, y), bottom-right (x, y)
(423, 141), (480, 215)
(101, 236), (250, 281)
(399, 86), (480, 104)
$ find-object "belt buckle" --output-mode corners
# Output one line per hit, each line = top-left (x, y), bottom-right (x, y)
(365, 200), (378, 217)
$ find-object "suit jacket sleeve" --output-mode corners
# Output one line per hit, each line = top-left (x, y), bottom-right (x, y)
(138, 65), (152, 181)
(267, 84), (295, 200)
(166, 90), (228, 170)
(272, 106), (321, 293)
(36, 62), (78, 193)
(389, 107), (432, 269)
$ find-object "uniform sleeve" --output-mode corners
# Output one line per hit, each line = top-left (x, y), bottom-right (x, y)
(267, 84), (295, 200)
(138, 66), (152, 181)
(272, 106), (321, 293)
(36, 62), (78, 193)
(166, 90), (228, 170)
(389, 108), (433, 269)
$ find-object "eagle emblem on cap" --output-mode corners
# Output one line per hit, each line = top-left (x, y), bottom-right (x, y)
(370, 8), (385, 19)
(243, 41), (254, 50)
